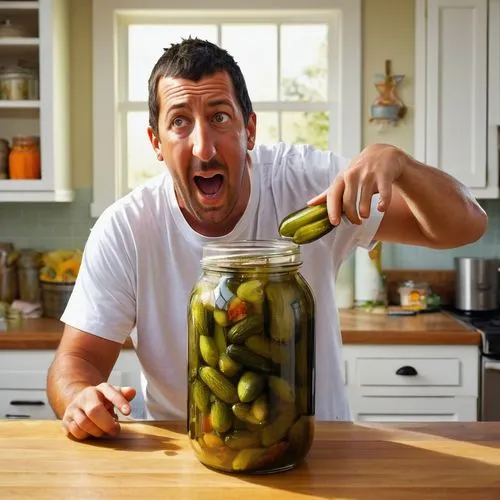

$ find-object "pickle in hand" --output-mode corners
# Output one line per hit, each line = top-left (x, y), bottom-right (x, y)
(278, 203), (334, 245)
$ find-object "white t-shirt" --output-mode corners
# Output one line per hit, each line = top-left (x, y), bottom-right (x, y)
(61, 143), (383, 421)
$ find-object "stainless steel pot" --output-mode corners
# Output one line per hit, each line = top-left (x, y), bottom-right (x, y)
(455, 257), (500, 311)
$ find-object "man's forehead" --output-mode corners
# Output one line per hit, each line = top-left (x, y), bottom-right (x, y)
(159, 71), (236, 99)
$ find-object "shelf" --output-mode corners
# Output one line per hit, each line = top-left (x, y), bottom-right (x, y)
(0, 2), (39, 10)
(0, 179), (74, 202)
(0, 100), (39, 109)
(0, 37), (39, 46)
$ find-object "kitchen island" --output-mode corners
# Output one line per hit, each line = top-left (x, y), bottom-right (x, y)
(0, 420), (499, 499)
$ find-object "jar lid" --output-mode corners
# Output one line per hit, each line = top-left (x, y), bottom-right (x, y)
(201, 239), (301, 271)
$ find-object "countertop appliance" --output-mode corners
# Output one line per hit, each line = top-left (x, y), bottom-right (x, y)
(454, 257), (499, 311)
(448, 308), (500, 421)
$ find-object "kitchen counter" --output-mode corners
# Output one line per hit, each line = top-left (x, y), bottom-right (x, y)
(0, 309), (479, 350)
(339, 308), (481, 345)
(0, 420), (499, 499)
(0, 317), (134, 349)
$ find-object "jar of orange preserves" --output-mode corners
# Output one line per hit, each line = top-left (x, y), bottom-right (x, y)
(8, 136), (41, 179)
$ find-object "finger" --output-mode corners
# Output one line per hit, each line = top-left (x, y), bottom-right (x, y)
(358, 178), (376, 219)
(63, 417), (90, 441)
(342, 174), (362, 225)
(327, 176), (345, 226)
(376, 179), (392, 212)
(84, 401), (121, 437)
(72, 408), (106, 438)
(306, 189), (327, 206)
(98, 383), (133, 416)
(113, 386), (137, 404)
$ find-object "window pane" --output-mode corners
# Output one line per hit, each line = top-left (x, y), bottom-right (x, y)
(126, 112), (164, 190)
(255, 111), (279, 146)
(281, 111), (329, 151)
(221, 25), (277, 101)
(128, 25), (218, 101)
(281, 24), (328, 102)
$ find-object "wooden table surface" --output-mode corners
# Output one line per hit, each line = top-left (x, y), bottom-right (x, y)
(0, 420), (499, 499)
(0, 309), (479, 350)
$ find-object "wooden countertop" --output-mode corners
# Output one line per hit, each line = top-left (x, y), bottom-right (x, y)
(0, 309), (480, 350)
(339, 308), (481, 345)
(0, 420), (499, 499)
(0, 317), (134, 349)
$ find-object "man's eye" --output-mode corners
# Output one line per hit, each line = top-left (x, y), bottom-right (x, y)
(213, 112), (229, 123)
(172, 117), (186, 127)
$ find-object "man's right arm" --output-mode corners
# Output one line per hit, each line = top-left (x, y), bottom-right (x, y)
(47, 325), (136, 440)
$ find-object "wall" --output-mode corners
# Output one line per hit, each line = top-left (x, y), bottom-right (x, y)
(0, 0), (498, 268)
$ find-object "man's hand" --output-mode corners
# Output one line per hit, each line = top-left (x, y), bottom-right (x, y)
(307, 143), (405, 226)
(62, 383), (136, 440)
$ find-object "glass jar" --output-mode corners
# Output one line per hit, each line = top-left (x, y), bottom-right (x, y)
(17, 249), (42, 303)
(8, 136), (41, 179)
(0, 65), (31, 100)
(187, 240), (315, 474)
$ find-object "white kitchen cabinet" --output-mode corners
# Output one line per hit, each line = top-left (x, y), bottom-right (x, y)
(342, 344), (480, 422)
(0, 0), (73, 202)
(0, 349), (144, 420)
(414, 0), (499, 199)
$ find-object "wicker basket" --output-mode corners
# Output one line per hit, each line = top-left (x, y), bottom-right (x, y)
(40, 281), (75, 319)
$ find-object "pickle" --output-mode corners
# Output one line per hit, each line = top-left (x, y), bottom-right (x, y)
(268, 375), (295, 403)
(191, 296), (210, 336)
(199, 336), (219, 368)
(250, 394), (269, 423)
(237, 371), (266, 403)
(227, 315), (264, 344)
(199, 366), (238, 404)
(210, 399), (233, 433)
(218, 353), (242, 377)
(225, 430), (261, 450)
(226, 344), (272, 373)
(192, 379), (211, 414)
(278, 203), (329, 238)
(232, 448), (268, 471)
(236, 279), (265, 304)
(214, 324), (227, 354)
(292, 217), (334, 245)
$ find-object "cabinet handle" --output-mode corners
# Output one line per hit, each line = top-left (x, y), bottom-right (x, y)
(10, 400), (45, 406)
(395, 365), (418, 376)
(5, 414), (31, 419)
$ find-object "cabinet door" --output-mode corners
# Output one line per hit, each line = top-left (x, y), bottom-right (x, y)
(348, 395), (478, 422)
(425, 0), (488, 188)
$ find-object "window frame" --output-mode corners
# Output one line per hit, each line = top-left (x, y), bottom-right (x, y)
(91, 0), (362, 217)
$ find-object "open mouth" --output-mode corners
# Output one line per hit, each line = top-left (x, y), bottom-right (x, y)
(194, 173), (224, 198)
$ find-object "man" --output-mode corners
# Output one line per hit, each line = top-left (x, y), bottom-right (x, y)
(47, 38), (487, 440)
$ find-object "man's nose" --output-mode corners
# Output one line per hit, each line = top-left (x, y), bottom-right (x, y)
(191, 122), (216, 162)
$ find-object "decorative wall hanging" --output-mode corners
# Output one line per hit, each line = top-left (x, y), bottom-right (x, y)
(369, 59), (407, 132)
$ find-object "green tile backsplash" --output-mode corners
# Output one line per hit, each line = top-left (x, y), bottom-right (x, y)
(0, 188), (94, 251)
(382, 199), (500, 269)
(0, 192), (499, 268)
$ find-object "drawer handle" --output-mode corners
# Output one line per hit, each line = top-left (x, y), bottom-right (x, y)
(395, 365), (418, 376)
(10, 400), (45, 406)
(5, 414), (31, 419)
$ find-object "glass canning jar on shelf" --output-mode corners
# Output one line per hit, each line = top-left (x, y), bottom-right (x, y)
(187, 240), (316, 474)
(8, 135), (41, 180)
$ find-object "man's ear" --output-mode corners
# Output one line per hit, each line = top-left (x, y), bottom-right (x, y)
(246, 112), (257, 150)
(147, 126), (164, 161)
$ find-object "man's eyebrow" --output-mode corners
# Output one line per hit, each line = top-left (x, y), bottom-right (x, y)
(207, 98), (234, 108)
(165, 103), (189, 113)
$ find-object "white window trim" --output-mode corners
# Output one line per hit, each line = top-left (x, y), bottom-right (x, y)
(91, 0), (362, 217)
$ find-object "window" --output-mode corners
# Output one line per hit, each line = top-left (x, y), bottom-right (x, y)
(91, 1), (361, 216)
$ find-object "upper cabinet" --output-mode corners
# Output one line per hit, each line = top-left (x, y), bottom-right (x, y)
(415, 0), (499, 199)
(0, 0), (72, 202)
